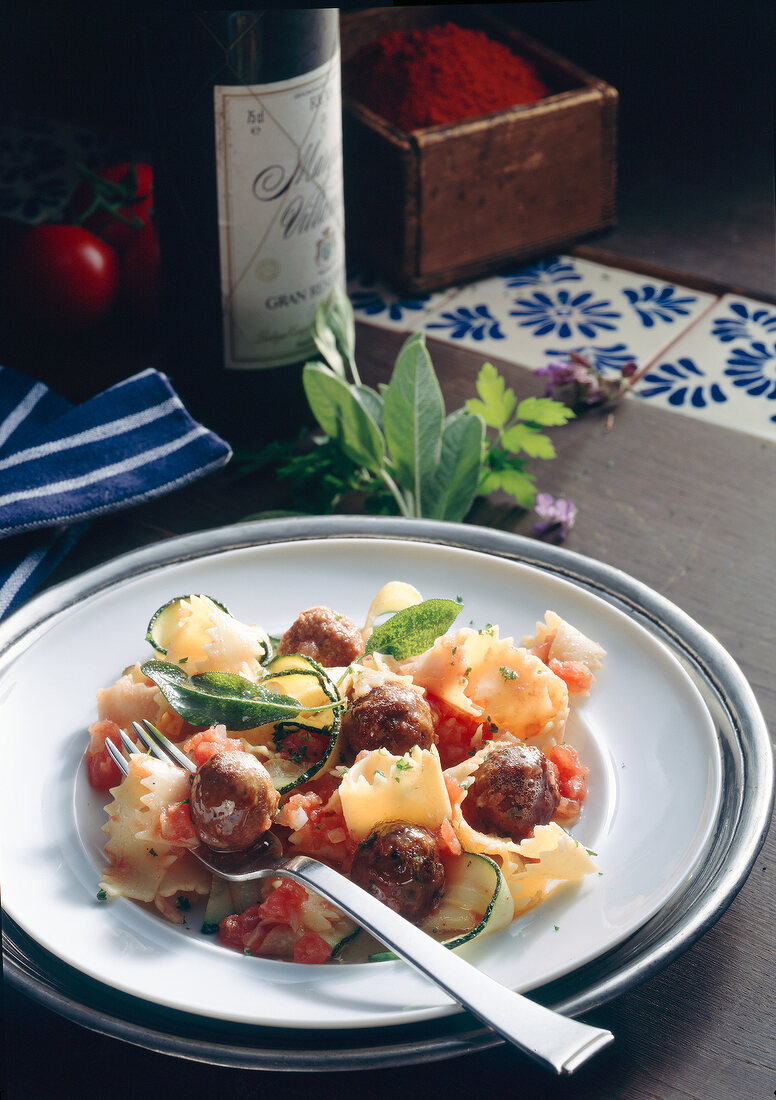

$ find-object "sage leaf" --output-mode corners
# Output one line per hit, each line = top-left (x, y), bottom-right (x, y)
(141, 660), (337, 731)
(354, 383), (384, 431)
(303, 363), (385, 474)
(363, 598), (463, 660)
(383, 334), (444, 515)
(425, 409), (484, 522)
(323, 284), (357, 367)
(312, 286), (356, 378)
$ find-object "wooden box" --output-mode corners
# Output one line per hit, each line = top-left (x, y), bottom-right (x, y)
(340, 6), (618, 294)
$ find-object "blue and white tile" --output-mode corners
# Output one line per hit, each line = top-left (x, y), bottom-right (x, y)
(631, 294), (776, 439)
(347, 270), (460, 332)
(419, 255), (716, 376)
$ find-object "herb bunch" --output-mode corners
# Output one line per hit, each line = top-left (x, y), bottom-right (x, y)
(243, 288), (573, 521)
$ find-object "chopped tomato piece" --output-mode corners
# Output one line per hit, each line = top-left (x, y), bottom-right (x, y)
(438, 817), (462, 856)
(87, 748), (123, 791)
(86, 719), (124, 789)
(293, 932), (332, 964)
(548, 743), (588, 803)
(258, 879), (307, 923)
(427, 693), (481, 767)
(159, 800), (196, 842)
(443, 773), (467, 807)
(547, 658), (593, 695)
(274, 726), (329, 765)
(219, 905), (262, 949)
(183, 725), (244, 766)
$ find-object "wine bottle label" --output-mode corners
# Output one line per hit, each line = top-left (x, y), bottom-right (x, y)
(214, 53), (345, 369)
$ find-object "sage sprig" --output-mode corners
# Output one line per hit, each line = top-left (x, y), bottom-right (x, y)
(240, 287), (572, 519)
(363, 598), (463, 659)
(140, 660), (340, 731)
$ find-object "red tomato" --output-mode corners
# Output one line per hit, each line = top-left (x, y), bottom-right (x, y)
(87, 747), (123, 791)
(9, 225), (119, 330)
(547, 743), (588, 802)
(258, 880), (307, 923)
(548, 658), (593, 695)
(121, 221), (160, 318)
(68, 162), (154, 252)
(159, 800), (196, 843)
(293, 932), (332, 965)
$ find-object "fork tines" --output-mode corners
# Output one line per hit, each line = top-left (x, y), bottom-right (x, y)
(133, 719), (196, 773)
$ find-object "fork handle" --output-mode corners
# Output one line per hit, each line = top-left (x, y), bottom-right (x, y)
(282, 854), (613, 1074)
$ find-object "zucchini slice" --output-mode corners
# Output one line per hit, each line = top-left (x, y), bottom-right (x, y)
(145, 594), (230, 656)
(243, 653), (345, 795)
(369, 851), (514, 961)
(201, 873), (236, 934)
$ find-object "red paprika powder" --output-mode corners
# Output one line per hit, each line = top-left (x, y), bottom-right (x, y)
(345, 22), (548, 132)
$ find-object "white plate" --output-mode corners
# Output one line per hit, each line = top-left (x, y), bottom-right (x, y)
(0, 533), (723, 1031)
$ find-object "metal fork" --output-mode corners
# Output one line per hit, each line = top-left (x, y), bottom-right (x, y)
(102, 718), (614, 1074)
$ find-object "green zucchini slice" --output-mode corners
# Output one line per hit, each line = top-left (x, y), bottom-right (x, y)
(369, 851), (514, 961)
(201, 874), (236, 934)
(243, 652), (345, 796)
(145, 594), (230, 656)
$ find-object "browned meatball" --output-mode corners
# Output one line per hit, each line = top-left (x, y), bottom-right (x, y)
(277, 606), (363, 667)
(190, 750), (279, 851)
(350, 822), (445, 922)
(472, 743), (560, 841)
(342, 682), (436, 756)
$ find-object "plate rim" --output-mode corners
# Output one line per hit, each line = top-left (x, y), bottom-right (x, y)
(2, 514), (773, 1068)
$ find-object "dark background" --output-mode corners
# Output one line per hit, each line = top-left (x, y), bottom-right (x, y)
(1, 1), (773, 296)
(1, 4), (775, 1097)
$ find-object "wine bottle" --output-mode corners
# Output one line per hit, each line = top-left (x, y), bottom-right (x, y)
(145, 10), (345, 446)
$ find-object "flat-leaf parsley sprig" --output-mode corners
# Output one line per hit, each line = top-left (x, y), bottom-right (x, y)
(466, 361), (575, 509)
(245, 288), (574, 521)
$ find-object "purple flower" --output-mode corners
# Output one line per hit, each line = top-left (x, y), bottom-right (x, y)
(532, 492), (577, 542)
(534, 353), (637, 411)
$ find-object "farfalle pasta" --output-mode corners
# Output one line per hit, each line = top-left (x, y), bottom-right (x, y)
(87, 585), (604, 962)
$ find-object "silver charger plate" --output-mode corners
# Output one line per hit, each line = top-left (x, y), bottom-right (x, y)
(1, 515), (772, 1070)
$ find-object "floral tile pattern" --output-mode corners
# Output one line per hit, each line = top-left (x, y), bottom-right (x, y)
(346, 270), (459, 331)
(351, 254), (776, 441)
(631, 294), (776, 439)
(420, 255), (716, 374)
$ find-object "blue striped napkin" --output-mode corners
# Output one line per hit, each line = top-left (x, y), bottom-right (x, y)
(0, 366), (232, 619)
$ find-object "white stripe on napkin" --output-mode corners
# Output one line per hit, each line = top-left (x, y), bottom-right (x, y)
(0, 381), (47, 450)
(0, 425), (209, 511)
(0, 396), (181, 472)
(0, 542), (48, 618)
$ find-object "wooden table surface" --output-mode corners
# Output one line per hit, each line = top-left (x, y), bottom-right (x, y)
(3, 321), (774, 1099)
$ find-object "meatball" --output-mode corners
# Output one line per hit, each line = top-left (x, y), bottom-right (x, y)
(472, 743), (560, 841)
(277, 606), (363, 667)
(190, 750), (279, 851)
(350, 822), (445, 922)
(342, 682), (436, 756)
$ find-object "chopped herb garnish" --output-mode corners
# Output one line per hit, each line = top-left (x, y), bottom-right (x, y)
(176, 896), (191, 910)
(201, 921), (220, 935)
(149, 848), (158, 857)
(499, 666), (517, 680)
(96, 889), (107, 902)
